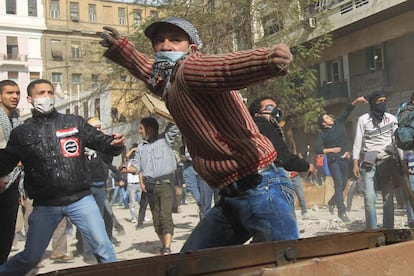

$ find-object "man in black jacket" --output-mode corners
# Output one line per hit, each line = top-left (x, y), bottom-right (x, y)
(249, 96), (314, 217)
(0, 79), (125, 275)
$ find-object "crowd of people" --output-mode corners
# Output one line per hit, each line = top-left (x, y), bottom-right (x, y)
(1, 15), (414, 275)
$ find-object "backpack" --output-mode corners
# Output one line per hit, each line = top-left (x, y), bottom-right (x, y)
(395, 102), (414, 150)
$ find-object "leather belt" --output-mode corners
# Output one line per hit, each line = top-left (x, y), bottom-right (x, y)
(219, 165), (273, 197)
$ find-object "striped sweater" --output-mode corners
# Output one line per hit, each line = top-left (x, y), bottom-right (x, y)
(104, 37), (287, 189)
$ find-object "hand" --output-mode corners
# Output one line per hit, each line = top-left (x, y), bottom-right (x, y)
(98, 26), (121, 48)
(140, 182), (146, 193)
(353, 161), (360, 178)
(268, 43), (293, 73)
(330, 147), (342, 153)
(110, 133), (125, 147)
(352, 96), (369, 105)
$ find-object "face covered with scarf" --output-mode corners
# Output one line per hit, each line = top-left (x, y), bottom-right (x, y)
(368, 90), (387, 126)
(145, 17), (202, 96)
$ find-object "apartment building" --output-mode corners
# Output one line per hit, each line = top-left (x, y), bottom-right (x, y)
(43, 0), (159, 127)
(262, 0), (414, 150)
(0, 0), (45, 115)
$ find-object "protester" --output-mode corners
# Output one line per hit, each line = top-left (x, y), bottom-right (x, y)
(248, 96), (314, 218)
(0, 79), (125, 275)
(128, 118), (179, 255)
(352, 90), (400, 229)
(0, 80), (21, 264)
(100, 16), (298, 251)
(314, 96), (367, 222)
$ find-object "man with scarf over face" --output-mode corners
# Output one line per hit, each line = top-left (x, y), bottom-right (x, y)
(352, 90), (400, 229)
(100, 17), (298, 251)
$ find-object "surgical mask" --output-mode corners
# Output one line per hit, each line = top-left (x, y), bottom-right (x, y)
(154, 51), (187, 63)
(33, 97), (55, 114)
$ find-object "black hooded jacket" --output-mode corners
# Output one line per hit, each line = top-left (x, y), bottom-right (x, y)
(0, 109), (122, 206)
(254, 116), (309, 172)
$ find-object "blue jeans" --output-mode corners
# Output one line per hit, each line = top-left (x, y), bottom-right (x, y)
(361, 165), (395, 229)
(291, 175), (307, 215)
(0, 195), (116, 275)
(327, 158), (349, 215)
(180, 166), (298, 251)
(111, 186), (128, 207)
(127, 183), (141, 221)
(406, 174), (414, 225)
(183, 164), (201, 203)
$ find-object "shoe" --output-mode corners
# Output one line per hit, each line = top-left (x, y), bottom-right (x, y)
(131, 218), (138, 224)
(111, 236), (121, 246)
(51, 254), (74, 263)
(301, 212), (309, 219)
(160, 247), (171, 255)
(338, 213), (351, 223)
(144, 217), (150, 222)
(328, 204), (335, 215)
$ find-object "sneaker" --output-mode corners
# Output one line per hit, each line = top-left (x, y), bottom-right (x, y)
(111, 236), (121, 246)
(131, 218), (138, 224)
(160, 247), (171, 255)
(338, 213), (351, 223)
(144, 217), (150, 222)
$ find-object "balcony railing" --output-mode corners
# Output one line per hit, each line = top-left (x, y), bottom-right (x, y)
(317, 80), (349, 100)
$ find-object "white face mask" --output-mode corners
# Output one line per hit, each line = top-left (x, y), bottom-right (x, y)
(32, 97), (55, 114)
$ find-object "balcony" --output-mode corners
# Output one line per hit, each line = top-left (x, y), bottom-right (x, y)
(349, 69), (389, 97)
(317, 80), (349, 103)
(0, 54), (28, 67)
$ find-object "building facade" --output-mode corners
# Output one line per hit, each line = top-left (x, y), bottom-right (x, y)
(0, 0), (45, 115)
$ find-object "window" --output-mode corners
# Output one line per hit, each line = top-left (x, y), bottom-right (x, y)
(326, 58), (343, 82)
(6, 37), (18, 60)
(88, 4), (96, 22)
(6, 0), (16, 15)
(71, 42), (81, 59)
(150, 10), (158, 19)
(50, 0), (59, 18)
(83, 102), (89, 119)
(70, 2), (79, 22)
(51, 72), (63, 85)
(30, 72), (40, 82)
(8, 71), (18, 82)
(94, 98), (100, 119)
(91, 73), (99, 89)
(71, 73), (81, 94)
(28, 0), (37, 16)
(133, 10), (142, 27)
(118, 8), (126, 25)
(50, 39), (63, 60)
(368, 45), (385, 70)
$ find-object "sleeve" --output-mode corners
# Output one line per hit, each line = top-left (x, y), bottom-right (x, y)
(256, 118), (309, 172)
(82, 119), (122, 156)
(103, 37), (154, 88)
(352, 116), (365, 160)
(165, 124), (179, 147)
(0, 132), (21, 177)
(182, 49), (287, 93)
(313, 133), (325, 154)
(335, 104), (355, 123)
(129, 144), (143, 173)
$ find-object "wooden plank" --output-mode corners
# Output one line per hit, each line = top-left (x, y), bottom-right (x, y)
(42, 230), (413, 276)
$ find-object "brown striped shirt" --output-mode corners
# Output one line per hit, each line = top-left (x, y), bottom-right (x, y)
(104, 37), (287, 189)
